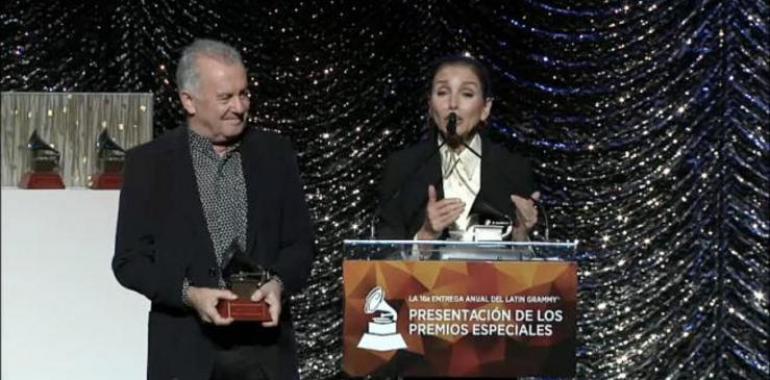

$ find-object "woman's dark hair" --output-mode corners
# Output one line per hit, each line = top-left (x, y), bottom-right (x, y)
(425, 54), (494, 100)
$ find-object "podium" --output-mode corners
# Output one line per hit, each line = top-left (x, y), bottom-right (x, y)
(342, 240), (578, 378)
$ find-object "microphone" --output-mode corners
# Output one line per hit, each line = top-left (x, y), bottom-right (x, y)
(447, 113), (458, 137)
(446, 113), (481, 158)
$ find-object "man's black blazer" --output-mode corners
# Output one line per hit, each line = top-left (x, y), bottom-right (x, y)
(376, 131), (535, 240)
(112, 126), (313, 380)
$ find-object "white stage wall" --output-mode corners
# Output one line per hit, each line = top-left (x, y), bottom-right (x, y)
(1, 188), (148, 380)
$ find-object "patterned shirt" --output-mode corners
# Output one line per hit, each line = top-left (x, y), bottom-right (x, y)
(188, 128), (248, 287)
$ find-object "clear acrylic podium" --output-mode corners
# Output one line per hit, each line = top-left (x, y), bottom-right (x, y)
(342, 239), (578, 378)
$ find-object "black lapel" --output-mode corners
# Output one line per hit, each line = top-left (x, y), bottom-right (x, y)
(400, 140), (443, 235)
(168, 127), (216, 257)
(475, 134), (516, 219)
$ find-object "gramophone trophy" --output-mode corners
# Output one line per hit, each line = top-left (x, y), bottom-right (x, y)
(216, 244), (272, 322)
(90, 129), (126, 189)
(18, 130), (65, 189)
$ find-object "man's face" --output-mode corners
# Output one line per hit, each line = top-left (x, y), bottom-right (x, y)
(181, 56), (250, 144)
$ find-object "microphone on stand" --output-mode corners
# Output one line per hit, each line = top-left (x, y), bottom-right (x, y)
(447, 113), (483, 158)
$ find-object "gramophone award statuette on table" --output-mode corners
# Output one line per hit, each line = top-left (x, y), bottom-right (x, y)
(18, 130), (65, 189)
(89, 129), (126, 189)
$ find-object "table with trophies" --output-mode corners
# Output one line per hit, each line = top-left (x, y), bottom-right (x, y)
(1, 92), (153, 380)
(0, 130), (145, 379)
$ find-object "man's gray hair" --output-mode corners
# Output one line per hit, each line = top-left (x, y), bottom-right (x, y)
(176, 39), (244, 94)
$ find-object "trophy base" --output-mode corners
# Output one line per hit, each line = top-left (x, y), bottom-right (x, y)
(217, 299), (271, 321)
(89, 173), (123, 189)
(18, 172), (65, 189)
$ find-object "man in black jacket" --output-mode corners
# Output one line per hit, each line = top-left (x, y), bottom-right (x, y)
(113, 39), (313, 380)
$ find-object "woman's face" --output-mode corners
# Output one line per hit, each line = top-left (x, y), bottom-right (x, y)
(429, 64), (492, 139)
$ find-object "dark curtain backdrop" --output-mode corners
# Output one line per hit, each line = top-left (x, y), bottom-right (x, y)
(2, 1), (767, 378)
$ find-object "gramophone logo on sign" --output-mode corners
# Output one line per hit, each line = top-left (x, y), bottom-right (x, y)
(356, 287), (407, 351)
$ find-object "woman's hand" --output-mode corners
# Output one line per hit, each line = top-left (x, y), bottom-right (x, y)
(417, 185), (465, 240)
(510, 191), (540, 241)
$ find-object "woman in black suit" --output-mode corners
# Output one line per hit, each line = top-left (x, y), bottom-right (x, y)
(377, 55), (539, 242)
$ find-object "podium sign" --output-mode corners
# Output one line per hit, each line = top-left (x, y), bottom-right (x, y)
(343, 259), (577, 378)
